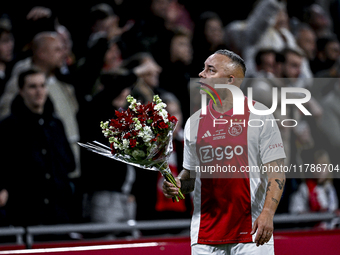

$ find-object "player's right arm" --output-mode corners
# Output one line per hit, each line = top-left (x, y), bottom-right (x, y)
(162, 169), (195, 198)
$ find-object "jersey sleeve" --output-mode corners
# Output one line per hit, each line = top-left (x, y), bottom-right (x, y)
(183, 115), (200, 171)
(259, 112), (286, 164)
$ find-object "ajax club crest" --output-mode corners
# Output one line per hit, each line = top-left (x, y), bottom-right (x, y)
(228, 123), (242, 136)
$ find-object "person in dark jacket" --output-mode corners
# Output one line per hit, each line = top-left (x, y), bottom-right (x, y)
(0, 68), (75, 226)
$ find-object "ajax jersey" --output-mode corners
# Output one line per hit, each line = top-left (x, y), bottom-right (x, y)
(183, 98), (286, 245)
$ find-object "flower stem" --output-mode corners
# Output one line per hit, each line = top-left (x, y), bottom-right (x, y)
(158, 162), (185, 202)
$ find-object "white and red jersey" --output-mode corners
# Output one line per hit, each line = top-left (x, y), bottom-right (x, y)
(183, 98), (285, 246)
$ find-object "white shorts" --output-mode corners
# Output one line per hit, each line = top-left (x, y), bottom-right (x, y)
(191, 242), (274, 255)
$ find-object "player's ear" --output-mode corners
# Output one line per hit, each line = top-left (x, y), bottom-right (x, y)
(227, 76), (234, 84)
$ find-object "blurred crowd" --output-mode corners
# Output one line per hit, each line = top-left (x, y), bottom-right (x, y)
(0, 0), (340, 239)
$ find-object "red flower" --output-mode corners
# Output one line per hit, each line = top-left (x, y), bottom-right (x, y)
(130, 139), (137, 148)
(151, 133), (160, 142)
(153, 115), (162, 122)
(158, 121), (169, 129)
(123, 133), (131, 139)
(137, 107), (145, 115)
(169, 116), (178, 123)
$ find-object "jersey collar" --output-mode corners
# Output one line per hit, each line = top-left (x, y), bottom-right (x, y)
(208, 98), (245, 119)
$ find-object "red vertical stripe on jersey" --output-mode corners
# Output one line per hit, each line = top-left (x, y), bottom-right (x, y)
(196, 98), (252, 244)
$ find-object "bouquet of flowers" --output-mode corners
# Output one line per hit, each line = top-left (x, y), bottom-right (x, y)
(78, 95), (184, 202)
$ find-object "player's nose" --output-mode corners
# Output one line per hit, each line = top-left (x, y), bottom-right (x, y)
(199, 70), (206, 78)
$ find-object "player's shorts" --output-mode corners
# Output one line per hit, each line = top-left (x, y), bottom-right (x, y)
(191, 242), (274, 255)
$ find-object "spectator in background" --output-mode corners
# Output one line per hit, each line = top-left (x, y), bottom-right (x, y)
(190, 11), (227, 76)
(330, 0), (340, 42)
(55, 24), (77, 78)
(317, 80), (340, 199)
(223, 0), (285, 77)
(72, 3), (148, 106)
(0, 31), (81, 179)
(308, 35), (340, 106)
(164, 0), (194, 35)
(74, 36), (122, 105)
(289, 149), (339, 221)
(0, 16), (14, 98)
(131, 0), (177, 68)
(294, 23), (316, 79)
(86, 2), (135, 51)
(281, 47), (304, 81)
(303, 4), (333, 39)
(7, 6), (79, 90)
(310, 35), (340, 76)
(74, 27), (164, 116)
(295, 23), (317, 63)
(240, 1), (312, 80)
(254, 48), (278, 77)
(102, 40), (123, 73)
(130, 53), (165, 104)
(247, 4), (316, 79)
(12, 6), (56, 63)
(159, 29), (193, 125)
(0, 69), (76, 226)
(240, 48), (278, 96)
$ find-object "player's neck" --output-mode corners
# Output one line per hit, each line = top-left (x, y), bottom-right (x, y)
(212, 93), (234, 113)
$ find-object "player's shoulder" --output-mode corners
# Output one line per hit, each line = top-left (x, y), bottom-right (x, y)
(190, 109), (202, 121)
(184, 109), (201, 128)
(248, 99), (276, 120)
(251, 100), (270, 111)
(183, 109), (202, 139)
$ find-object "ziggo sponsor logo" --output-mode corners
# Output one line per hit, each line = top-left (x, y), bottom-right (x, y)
(199, 145), (243, 163)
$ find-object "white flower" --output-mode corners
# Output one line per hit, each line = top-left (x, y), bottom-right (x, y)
(122, 139), (129, 150)
(109, 137), (118, 143)
(133, 118), (143, 130)
(128, 99), (136, 109)
(154, 102), (167, 111)
(137, 126), (154, 143)
(102, 129), (113, 137)
(113, 142), (119, 150)
(143, 126), (154, 142)
(100, 121), (109, 129)
(127, 95), (141, 112)
(143, 126), (152, 133)
(153, 95), (162, 104)
(157, 109), (169, 123)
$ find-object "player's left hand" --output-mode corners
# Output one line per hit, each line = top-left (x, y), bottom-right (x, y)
(250, 209), (274, 246)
